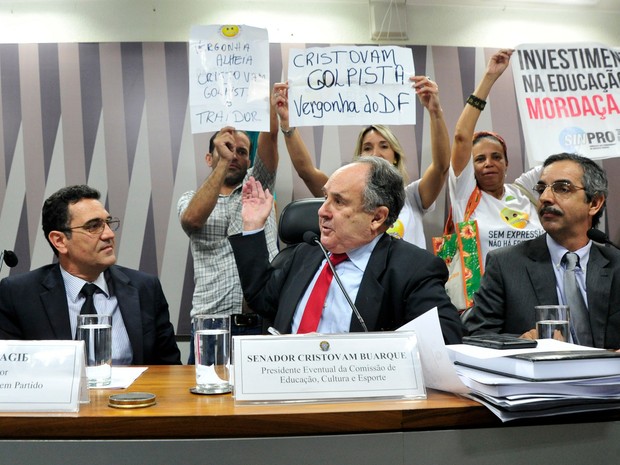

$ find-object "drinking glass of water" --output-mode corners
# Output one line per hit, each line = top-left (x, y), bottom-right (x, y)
(535, 305), (570, 342)
(76, 314), (112, 387)
(192, 314), (231, 394)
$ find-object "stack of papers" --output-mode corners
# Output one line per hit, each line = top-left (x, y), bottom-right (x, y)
(403, 309), (620, 422)
(446, 339), (620, 421)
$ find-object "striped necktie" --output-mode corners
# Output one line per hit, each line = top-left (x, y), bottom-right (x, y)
(562, 252), (593, 346)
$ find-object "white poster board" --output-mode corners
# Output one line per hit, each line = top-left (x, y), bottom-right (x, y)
(512, 43), (620, 164)
(233, 332), (425, 403)
(0, 340), (86, 412)
(288, 45), (416, 127)
(188, 24), (270, 133)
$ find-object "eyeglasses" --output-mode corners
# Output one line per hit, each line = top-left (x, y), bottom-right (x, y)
(532, 181), (586, 197)
(64, 217), (120, 235)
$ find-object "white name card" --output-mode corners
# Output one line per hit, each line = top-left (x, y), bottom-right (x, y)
(0, 340), (87, 412)
(233, 332), (426, 403)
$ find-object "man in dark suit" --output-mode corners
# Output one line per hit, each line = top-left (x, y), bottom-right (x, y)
(229, 156), (463, 344)
(466, 153), (620, 349)
(0, 185), (181, 365)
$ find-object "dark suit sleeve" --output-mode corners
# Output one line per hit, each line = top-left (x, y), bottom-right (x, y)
(405, 253), (464, 345)
(0, 278), (23, 339)
(228, 231), (285, 321)
(121, 269), (182, 365)
(141, 276), (182, 365)
(0, 266), (73, 341)
(367, 238), (463, 344)
(465, 249), (509, 335)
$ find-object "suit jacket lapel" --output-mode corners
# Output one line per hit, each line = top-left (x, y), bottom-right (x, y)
(107, 267), (143, 364)
(274, 246), (325, 332)
(585, 244), (611, 347)
(525, 235), (560, 305)
(352, 235), (390, 332)
(41, 265), (73, 339)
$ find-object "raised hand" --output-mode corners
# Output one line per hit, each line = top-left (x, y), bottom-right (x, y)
(272, 82), (290, 127)
(486, 49), (513, 80)
(410, 75), (441, 112)
(241, 176), (274, 231)
(211, 126), (237, 164)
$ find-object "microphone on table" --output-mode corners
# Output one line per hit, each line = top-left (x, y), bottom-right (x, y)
(587, 229), (620, 250)
(302, 231), (368, 332)
(0, 250), (18, 273)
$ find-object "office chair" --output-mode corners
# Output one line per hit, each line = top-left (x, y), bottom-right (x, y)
(256, 198), (323, 333)
(271, 197), (323, 269)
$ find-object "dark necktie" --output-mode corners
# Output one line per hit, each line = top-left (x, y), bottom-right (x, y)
(298, 253), (349, 334)
(562, 252), (593, 346)
(80, 283), (99, 315)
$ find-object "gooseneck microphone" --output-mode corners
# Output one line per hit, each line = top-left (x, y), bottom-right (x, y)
(0, 250), (18, 273)
(302, 231), (368, 332)
(587, 229), (620, 249)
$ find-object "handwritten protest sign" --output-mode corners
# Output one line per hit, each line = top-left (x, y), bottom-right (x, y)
(512, 43), (620, 164)
(288, 45), (416, 127)
(189, 25), (270, 133)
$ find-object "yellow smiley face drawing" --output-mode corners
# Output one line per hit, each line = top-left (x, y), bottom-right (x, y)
(387, 219), (405, 239)
(220, 25), (240, 38)
(500, 207), (529, 229)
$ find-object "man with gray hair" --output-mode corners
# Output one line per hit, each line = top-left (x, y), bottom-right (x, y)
(229, 156), (463, 343)
(466, 153), (620, 349)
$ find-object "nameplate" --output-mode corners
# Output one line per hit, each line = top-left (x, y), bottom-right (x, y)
(0, 340), (87, 412)
(233, 332), (426, 403)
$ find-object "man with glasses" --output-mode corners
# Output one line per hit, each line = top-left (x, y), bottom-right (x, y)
(465, 153), (620, 349)
(0, 185), (181, 365)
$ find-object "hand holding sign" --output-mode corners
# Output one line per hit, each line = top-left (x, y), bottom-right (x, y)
(411, 75), (440, 112)
(272, 82), (290, 129)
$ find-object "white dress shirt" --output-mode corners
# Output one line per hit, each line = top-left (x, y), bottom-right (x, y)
(292, 234), (382, 333)
(61, 267), (133, 365)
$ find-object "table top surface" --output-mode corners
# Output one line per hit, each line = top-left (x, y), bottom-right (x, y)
(0, 365), (504, 439)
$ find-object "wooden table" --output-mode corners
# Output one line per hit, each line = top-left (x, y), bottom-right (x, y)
(2, 365), (619, 465)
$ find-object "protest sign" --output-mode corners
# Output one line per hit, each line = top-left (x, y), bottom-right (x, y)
(188, 25), (270, 133)
(288, 45), (416, 127)
(512, 43), (620, 164)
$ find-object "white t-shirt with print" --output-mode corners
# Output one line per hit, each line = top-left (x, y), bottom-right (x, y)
(449, 159), (545, 264)
(386, 179), (434, 249)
